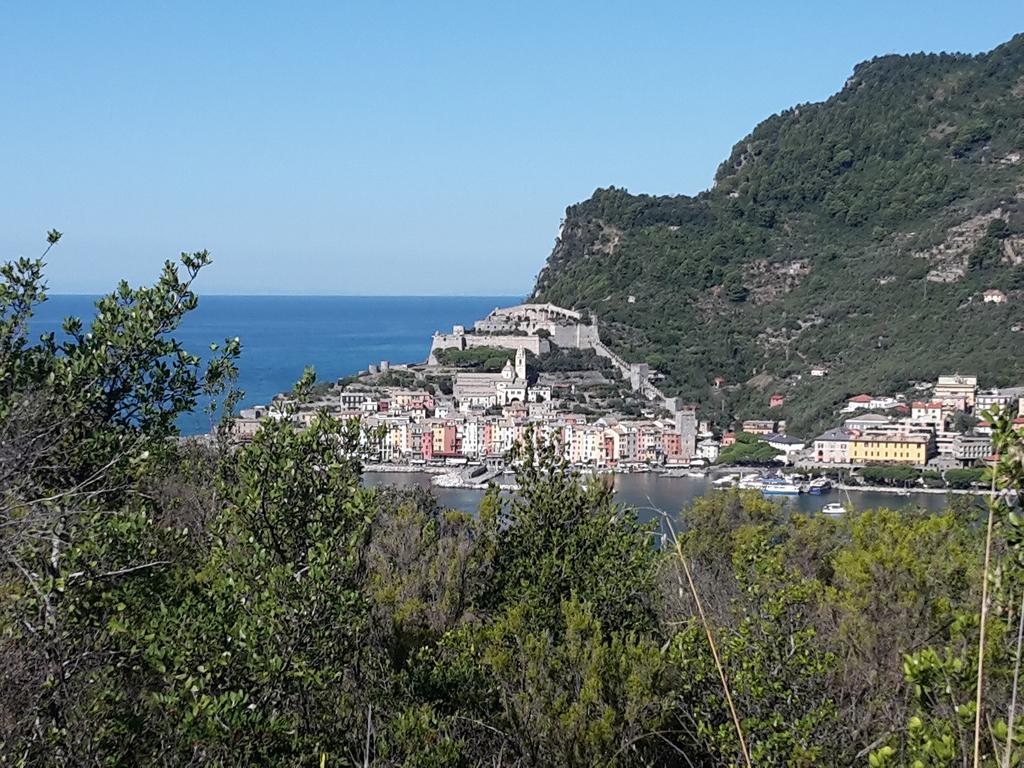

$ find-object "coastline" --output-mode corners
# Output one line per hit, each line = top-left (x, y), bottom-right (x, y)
(363, 463), (449, 475)
(360, 464), (989, 496)
(833, 482), (986, 497)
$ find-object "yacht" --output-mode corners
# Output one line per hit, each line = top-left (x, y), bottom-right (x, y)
(762, 476), (801, 495)
(738, 473), (766, 491)
(807, 477), (832, 495)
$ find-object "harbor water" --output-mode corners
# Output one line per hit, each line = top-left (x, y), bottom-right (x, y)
(364, 470), (962, 524)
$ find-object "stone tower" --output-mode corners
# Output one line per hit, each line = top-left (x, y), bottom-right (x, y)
(515, 347), (527, 380)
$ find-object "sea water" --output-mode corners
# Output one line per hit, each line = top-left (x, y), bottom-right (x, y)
(30, 294), (516, 434)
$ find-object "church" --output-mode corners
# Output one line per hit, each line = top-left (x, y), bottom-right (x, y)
(452, 348), (548, 410)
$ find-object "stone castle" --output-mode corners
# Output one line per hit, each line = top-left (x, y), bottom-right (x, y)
(428, 302), (601, 363)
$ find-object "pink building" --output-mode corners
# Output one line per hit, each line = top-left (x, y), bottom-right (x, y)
(813, 427), (858, 464)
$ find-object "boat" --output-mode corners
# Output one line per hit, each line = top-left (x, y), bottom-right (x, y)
(807, 477), (832, 495)
(822, 502), (846, 516)
(712, 473), (739, 487)
(738, 473), (766, 491)
(761, 476), (802, 495)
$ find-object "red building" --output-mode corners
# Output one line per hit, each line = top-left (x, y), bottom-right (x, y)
(603, 435), (617, 464)
(722, 432), (737, 446)
(769, 394), (785, 408)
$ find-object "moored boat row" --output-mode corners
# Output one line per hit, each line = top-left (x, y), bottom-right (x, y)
(713, 473), (849, 515)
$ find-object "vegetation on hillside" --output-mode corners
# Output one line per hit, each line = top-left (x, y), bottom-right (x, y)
(532, 34), (1024, 435)
(715, 431), (784, 464)
(433, 345), (517, 371)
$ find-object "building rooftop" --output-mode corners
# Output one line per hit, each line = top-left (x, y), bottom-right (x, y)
(815, 427), (857, 442)
(852, 433), (930, 444)
(845, 413), (891, 423)
(980, 386), (1024, 397)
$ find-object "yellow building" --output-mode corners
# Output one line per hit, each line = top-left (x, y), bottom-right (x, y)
(849, 433), (931, 466)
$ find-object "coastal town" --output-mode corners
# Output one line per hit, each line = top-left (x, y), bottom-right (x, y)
(232, 303), (1024, 493)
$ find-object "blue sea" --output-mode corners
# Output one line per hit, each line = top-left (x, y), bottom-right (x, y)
(31, 295), (517, 435)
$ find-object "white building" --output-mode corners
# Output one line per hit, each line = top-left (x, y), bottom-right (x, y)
(453, 348), (531, 409)
(910, 401), (945, 426)
(844, 413), (892, 432)
(696, 438), (720, 462)
(976, 387), (1024, 416)
(766, 433), (806, 456)
(842, 394), (899, 412)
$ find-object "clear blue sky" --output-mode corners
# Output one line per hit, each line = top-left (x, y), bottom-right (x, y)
(1, 3), (1019, 296)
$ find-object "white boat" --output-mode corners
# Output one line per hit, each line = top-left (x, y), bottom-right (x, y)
(761, 479), (798, 495)
(822, 502), (846, 516)
(712, 473), (739, 487)
(762, 478), (801, 495)
(738, 474), (766, 491)
(807, 477), (832, 495)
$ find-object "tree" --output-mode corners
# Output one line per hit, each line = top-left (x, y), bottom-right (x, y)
(0, 236), (240, 763)
(490, 433), (660, 633)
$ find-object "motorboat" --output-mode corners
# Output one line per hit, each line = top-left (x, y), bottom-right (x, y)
(738, 474), (766, 491)
(761, 477), (802, 495)
(822, 502), (846, 516)
(807, 477), (832, 495)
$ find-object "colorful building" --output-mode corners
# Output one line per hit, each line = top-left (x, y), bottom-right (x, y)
(812, 427), (857, 464)
(849, 433), (932, 466)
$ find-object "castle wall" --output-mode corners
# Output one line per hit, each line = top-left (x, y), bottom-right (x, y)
(549, 322), (600, 349)
(428, 332), (549, 364)
(464, 334), (549, 355)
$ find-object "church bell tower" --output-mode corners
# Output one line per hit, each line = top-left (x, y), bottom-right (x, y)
(515, 347), (527, 380)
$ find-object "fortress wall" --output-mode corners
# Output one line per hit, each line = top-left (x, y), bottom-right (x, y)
(549, 322), (600, 349)
(463, 335), (548, 355)
(427, 333), (465, 364)
(428, 332), (549, 364)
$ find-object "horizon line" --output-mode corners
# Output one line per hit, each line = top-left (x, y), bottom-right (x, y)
(47, 292), (527, 299)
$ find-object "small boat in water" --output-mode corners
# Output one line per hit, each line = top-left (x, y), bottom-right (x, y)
(762, 477), (802, 495)
(822, 502), (846, 516)
(807, 477), (832, 495)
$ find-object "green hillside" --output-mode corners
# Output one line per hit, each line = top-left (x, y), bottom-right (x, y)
(532, 34), (1024, 434)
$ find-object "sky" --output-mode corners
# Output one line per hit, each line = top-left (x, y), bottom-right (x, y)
(1, 2), (1020, 296)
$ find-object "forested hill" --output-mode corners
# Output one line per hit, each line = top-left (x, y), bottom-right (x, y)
(531, 34), (1024, 434)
